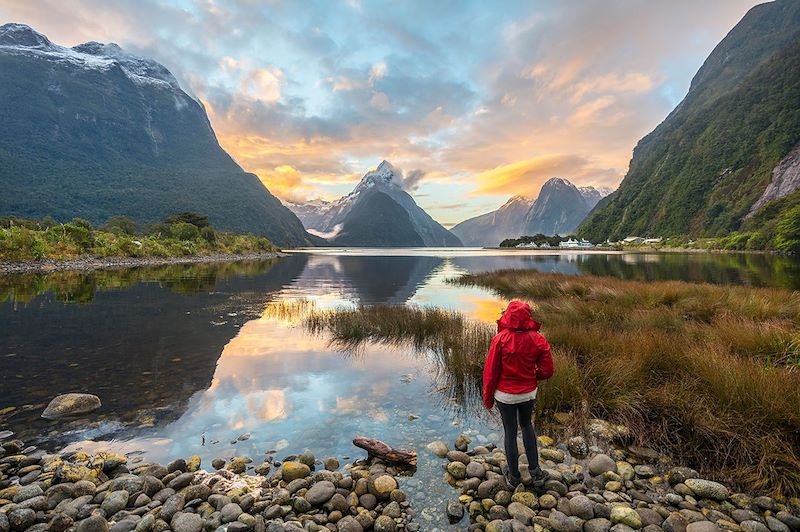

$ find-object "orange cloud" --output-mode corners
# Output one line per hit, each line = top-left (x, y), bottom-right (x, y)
(472, 154), (593, 197)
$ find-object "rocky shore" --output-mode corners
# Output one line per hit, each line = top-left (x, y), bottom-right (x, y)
(430, 419), (800, 531)
(0, 432), (417, 532)
(0, 253), (286, 275)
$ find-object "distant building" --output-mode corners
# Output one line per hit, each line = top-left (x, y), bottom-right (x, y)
(516, 242), (538, 248)
(623, 236), (645, 244)
(643, 237), (663, 244)
(559, 238), (593, 248)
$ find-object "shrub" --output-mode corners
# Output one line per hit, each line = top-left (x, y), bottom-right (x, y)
(774, 204), (800, 252)
(200, 226), (217, 243)
(101, 216), (138, 235)
(170, 222), (201, 241)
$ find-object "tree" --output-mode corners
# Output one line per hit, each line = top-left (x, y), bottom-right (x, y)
(166, 212), (210, 228)
(774, 204), (800, 252)
(102, 216), (138, 235)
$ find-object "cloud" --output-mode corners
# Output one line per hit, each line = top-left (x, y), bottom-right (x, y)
(0, 0), (763, 222)
(473, 155), (616, 197)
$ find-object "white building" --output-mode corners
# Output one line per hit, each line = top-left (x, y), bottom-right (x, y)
(559, 239), (594, 248)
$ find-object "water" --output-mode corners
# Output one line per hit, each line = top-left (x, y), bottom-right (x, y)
(1, 248), (799, 528)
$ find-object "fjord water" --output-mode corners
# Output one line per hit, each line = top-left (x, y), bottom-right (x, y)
(1, 249), (799, 528)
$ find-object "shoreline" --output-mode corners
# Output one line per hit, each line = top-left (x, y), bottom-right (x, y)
(0, 251), (286, 275)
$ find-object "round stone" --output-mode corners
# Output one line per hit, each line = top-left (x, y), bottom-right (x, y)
(687, 522), (722, 532)
(170, 512), (203, 532)
(370, 474), (398, 499)
(304, 480), (336, 505)
(466, 461), (485, 478)
(447, 461), (467, 479)
(41, 393), (101, 419)
(589, 454), (618, 476)
(684, 479), (729, 501)
(281, 461), (311, 482)
(611, 506), (643, 529)
(426, 440), (449, 457)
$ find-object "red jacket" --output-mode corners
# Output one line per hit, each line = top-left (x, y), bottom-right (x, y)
(482, 300), (554, 409)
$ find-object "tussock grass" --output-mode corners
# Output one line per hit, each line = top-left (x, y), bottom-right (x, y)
(303, 271), (800, 497)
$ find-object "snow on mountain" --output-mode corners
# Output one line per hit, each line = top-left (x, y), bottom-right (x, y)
(285, 161), (461, 247)
(579, 185), (615, 209)
(0, 23), (184, 93)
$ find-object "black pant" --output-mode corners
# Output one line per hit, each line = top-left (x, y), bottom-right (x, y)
(496, 399), (539, 478)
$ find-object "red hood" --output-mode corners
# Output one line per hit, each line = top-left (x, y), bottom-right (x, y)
(497, 300), (540, 332)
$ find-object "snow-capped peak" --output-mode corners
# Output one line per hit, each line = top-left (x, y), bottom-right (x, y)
(0, 23), (53, 49)
(355, 160), (403, 191)
(543, 177), (575, 189)
(0, 23), (183, 92)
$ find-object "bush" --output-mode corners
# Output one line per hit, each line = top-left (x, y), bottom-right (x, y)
(170, 222), (201, 241)
(72, 218), (93, 230)
(200, 226), (217, 243)
(101, 216), (138, 235)
(166, 212), (210, 228)
(774, 204), (800, 252)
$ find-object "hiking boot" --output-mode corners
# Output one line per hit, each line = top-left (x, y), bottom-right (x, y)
(530, 467), (548, 489)
(501, 465), (522, 489)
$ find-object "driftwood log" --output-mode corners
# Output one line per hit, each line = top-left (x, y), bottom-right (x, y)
(352, 436), (417, 467)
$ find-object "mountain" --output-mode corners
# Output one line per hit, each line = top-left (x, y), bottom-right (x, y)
(579, 1), (800, 243)
(524, 178), (608, 236)
(450, 180), (612, 246)
(450, 196), (534, 247)
(286, 161), (462, 247)
(0, 23), (317, 247)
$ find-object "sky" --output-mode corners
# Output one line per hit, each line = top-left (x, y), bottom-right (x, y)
(0, 0), (762, 225)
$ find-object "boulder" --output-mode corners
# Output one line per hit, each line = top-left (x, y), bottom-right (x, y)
(41, 393), (102, 419)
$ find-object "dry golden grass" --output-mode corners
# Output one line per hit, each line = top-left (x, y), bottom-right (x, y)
(302, 271), (800, 497)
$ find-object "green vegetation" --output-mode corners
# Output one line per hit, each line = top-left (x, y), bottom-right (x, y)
(579, 1), (800, 243)
(499, 234), (581, 248)
(0, 44), (314, 247)
(301, 272), (800, 497)
(0, 259), (280, 305)
(0, 212), (277, 262)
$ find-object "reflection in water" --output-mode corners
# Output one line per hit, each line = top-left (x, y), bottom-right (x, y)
(2, 249), (800, 529)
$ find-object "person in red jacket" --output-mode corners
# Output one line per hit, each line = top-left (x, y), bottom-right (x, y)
(483, 300), (554, 488)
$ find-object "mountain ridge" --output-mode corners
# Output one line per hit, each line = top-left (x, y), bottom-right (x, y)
(450, 178), (611, 246)
(0, 23), (317, 247)
(578, 0), (800, 243)
(286, 161), (462, 247)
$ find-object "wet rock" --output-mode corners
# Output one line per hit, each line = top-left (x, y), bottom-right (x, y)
(549, 509), (580, 532)
(447, 450), (471, 464)
(684, 479), (729, 501)
(455, 434), (472, 451)
(447, 461), (467, 479)
(447, 499), (465, 523)
(211, 458), (226, 470)
(323, 457), (340, 470)
(427, 440), (449, 457)
(41, 393), (102, 419)
(664, 513), (690, 532)
(298, 450), (315, 467)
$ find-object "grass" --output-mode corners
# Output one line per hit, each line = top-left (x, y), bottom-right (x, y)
(300, 272), (800, 498)
(0, 216), (277, 262)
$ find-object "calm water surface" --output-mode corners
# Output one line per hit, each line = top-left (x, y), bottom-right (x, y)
(2, 249), (799, 529)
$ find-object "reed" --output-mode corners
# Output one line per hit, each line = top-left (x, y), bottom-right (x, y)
(302, 271), (800, 497)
